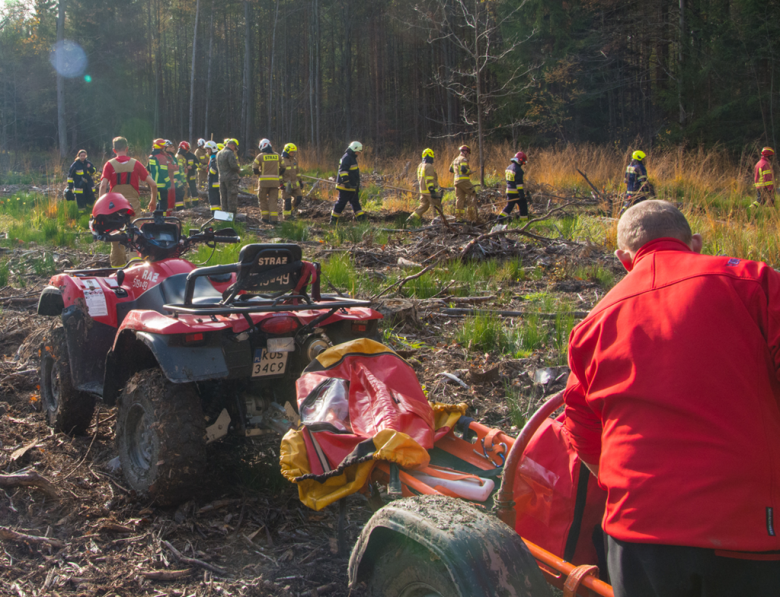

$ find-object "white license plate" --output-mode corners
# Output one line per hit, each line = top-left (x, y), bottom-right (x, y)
(252, 349), (288, 377)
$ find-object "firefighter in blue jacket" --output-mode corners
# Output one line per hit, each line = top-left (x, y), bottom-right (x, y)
(204, 141), (221, 212)
(331, 141), (366, 224)
(624, 150), (652, 211)
(498, 151), (528, 221)
(65, 149), (97, 211)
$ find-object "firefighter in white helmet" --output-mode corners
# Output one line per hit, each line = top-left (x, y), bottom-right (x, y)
(331, 141), (366, 224)
(253, 138), (285, 223)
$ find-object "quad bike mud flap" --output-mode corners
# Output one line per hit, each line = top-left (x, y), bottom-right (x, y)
(134, 331), (233, 382)
(349, 494), (552, 597)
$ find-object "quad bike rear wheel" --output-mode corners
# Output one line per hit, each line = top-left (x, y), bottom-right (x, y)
(116, 369), (206, 505)
(40, 327), (96, 435)
(365, 538), (459, 597)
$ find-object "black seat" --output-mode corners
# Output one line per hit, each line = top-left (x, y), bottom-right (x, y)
(160, 273), (223, 305)
(223, 244), (304, 302)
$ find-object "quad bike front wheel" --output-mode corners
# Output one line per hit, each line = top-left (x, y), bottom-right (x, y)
(365, 538), (460, 597)
(40, 327), (96, 435)
(116, 369), (206, 505)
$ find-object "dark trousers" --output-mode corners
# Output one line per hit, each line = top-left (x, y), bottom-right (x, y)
(208, 185), (221, 211)
(75, 186), (95, 210)
(332, 190), (364, 219)
(155, 188), (176, 213)
(501, 194), (527, 217)
(188, 179), (198, 201)
(607, 535), (780, 597)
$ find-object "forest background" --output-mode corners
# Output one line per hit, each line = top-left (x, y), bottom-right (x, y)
(0, 0), (778, 163)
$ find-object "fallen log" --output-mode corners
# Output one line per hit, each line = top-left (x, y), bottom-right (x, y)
(440, 308), (590, 319)
(139, 569), (193, 581)
(0, 472), (59, 498)
(0, 526), (64, 548)
(162, 540), (229, 577)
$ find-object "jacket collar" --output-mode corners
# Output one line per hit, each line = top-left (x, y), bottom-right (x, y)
(633, 237), (692, 267)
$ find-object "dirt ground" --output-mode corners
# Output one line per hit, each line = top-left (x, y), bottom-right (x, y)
(0, 188), (621, 597)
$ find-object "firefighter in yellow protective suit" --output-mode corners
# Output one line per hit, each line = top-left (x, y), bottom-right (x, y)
(281, 143), (304, 219)
(449, 144), (477, 222)
(253, 138), (285, 223)
(408, 148), (443, 223)
(194, 139), (209, 188)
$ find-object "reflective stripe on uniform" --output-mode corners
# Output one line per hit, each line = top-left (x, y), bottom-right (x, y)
(283, 210), (291, 216)
(210, 205), (219, 211)
(270, 211), (278, 216)
(74, 188), (83, 193)
(211, 182), (220, 188)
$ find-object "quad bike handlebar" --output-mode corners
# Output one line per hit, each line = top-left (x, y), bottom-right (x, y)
(94, 212), (240, 262)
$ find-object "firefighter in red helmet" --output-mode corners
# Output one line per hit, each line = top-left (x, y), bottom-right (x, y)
(176, 141), (199, 207)
(148, 138), (175, 215)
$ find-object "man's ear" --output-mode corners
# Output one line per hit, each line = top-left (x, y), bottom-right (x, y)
(690, 233), (703, 254)
(615, 249), (633, 271)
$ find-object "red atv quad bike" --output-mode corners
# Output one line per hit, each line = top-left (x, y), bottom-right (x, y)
(37, 208), (382, 505)
(280, 343), (612, 597)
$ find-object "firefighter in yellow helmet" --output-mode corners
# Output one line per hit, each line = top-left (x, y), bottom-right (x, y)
(281, 143), (304, 219)
(253, 139), (285, 223)
(408, 148), (443, 224)
(449, 144), (477, 222)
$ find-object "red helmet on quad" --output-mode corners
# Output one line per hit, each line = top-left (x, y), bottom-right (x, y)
(178, 141), (191, 151)
(512, 151), (528, 165)
(90, 192), (135, 236)
(762, 147), (775, 158)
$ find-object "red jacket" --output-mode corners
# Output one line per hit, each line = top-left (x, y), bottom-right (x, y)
(755, 156), (774, 191)
(563, 238), (780, 551)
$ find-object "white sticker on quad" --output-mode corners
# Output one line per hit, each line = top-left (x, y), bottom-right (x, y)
(84, 288), (108, 317)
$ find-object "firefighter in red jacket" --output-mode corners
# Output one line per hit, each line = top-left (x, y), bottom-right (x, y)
(753, 146), (775, 207)
(563, 200), (780, 597)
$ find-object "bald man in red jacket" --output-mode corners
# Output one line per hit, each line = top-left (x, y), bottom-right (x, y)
(563, 200), (780, 596)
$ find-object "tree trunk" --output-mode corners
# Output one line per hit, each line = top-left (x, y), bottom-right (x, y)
(268, 0), (281, 138)
(204, 1), (214, 138)
(56, 0), (66, 159)
(678, 0), (685, 126)
(474, 0), (484, 186)
(188, 0), (200, 143)
(241, 0), (252, 155)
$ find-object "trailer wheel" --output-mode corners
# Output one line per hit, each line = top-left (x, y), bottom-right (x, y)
(40, 327), (96, 435)
(365, 537), (459, 597)
(116, 369), (206, 506)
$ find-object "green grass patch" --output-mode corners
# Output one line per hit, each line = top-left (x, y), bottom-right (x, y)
(572, 262), (616, 288)
(0, 261), (9, 287)
(404, 269), (438, 299)
(278, 220), (310, 241)
(190, 241), (244, 266)
(456, 313), (513, 353)
(322, 253), (356, 292)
